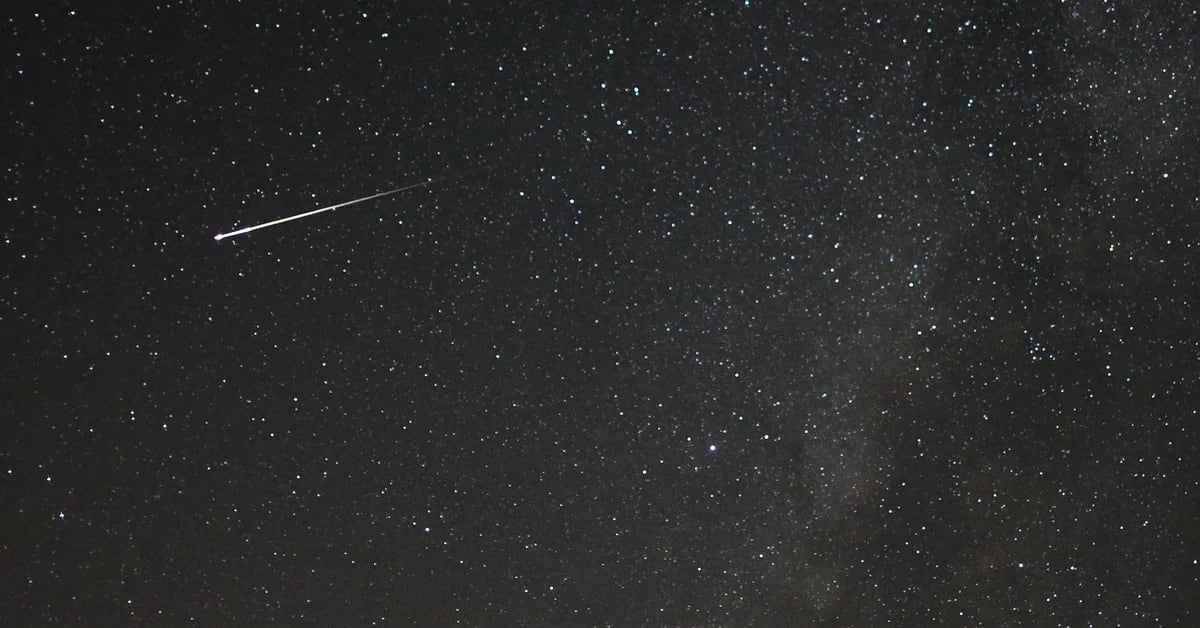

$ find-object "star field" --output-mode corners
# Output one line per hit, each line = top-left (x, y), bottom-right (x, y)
(2, 2), (1198, 625)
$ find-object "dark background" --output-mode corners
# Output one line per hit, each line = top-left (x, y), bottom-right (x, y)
(2, 2), (1197, 625)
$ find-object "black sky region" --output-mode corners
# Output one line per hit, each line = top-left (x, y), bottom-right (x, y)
(3, 2), (1198, 625)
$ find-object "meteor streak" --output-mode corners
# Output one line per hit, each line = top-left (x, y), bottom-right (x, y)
(214, 169), (482, 241)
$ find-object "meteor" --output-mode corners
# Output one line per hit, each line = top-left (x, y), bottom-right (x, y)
(214, 168), (484, 241)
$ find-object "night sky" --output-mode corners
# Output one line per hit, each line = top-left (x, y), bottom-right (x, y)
(3, 2), (1198, 625)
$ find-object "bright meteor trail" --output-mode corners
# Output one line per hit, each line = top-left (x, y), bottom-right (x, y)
(214, 170), (480, 241)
